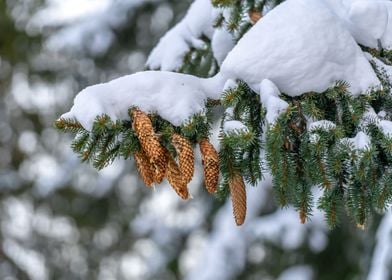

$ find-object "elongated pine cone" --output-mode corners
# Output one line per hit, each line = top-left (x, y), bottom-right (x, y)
(229, 172), (247, 226)
(300, 210), (306, 224)
(132, 109), (167, 183)
(199, 139), (219, 193)
(171, 134), (194, 184)
(134, 150), (155, 187)
(166, 156), (189, 199)
(132, 108), (154, 139)
(150, 143), (168, 184)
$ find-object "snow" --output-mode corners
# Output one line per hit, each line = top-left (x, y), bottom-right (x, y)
(348, 0), (392, 50)
(63, 0), (392, 130)
(366, 53), (392, 84)
(309, 134), (321, 144)
(186, 176), (273, 280)
(30, 0), (155, 56)
(354, 131), (371, 150)
(277, 265), (314, 280)
(345, 131), (371, 150)
(3, 239), (48, 280)
(210, 7), (236, 65)
(378, 111), (387, 119)
(308, 120), (337, 143)
(211, 28), (236, 66)
(368, 209), (392, 280)
(381, 1), (392, 49)
(321, 0), (392, 50)
(359, 107), (392, 140)
(259, 79), (289, 124)
(61, 71), (226, 130)
(222, 79), (237, 92)
(223, 120), (248, 134)
(362, 107), (379, 125)
(186, 175), (327, 280)
(260, 79), (280, 98)
(308, 120), (337, 132)
(146, 0), (239, 70)
(221, 0), (381, 96)
(146, 0), (215, 71)
(30, 0), (112, 25)
(347, 1), (388, 49)
(378, 120), (392, 138)
(225, 107), (234, 119)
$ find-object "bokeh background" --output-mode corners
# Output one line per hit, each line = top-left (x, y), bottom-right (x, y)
(0, 1), (391, 279)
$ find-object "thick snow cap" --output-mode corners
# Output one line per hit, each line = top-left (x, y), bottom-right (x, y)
(347, 0), (392, 50)
(220, 0), (381, 96)
(61, 71), (210, 130)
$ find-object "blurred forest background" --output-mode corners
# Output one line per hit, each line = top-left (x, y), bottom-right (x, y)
(0, 0), (391, 279)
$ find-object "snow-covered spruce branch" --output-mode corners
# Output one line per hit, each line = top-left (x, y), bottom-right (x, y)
(56, 0), (392, 227)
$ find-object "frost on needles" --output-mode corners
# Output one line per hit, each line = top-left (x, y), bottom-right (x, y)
(55, 0), (392, 228)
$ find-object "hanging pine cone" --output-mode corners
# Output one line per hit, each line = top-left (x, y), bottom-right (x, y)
(171, 133), (195, 184)
(300, 210), (306, 224)
(229, 172), (247, 226)
(134, 150), (155, 187)
(166, 156), (189, 199)
(146, 138), (168, 184)
(132, 108), (154, 139)
(199, 139), (219, 194)
(131, 108), (167, 183)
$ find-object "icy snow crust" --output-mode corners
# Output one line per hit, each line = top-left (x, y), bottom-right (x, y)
(221, 0), (380, 96)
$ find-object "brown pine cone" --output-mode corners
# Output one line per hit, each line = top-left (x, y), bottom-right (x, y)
(229, 172), (247, 226)
(166, 156), (189, 200)
(171, 133), (195, 184)
(300, 210), (306, 224)
(199, 139), (219, 194)
(132, 108), (155, 139)
(150, 146), (169, 184)
(134, 150), (155, 187)
(131, 108), (167, 183)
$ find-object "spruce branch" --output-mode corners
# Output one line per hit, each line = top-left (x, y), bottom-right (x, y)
(54, 118), (85, 133)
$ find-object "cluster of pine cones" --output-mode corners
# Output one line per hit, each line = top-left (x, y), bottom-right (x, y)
(132, 109), (219, 199)
(132, 109), (247, 226)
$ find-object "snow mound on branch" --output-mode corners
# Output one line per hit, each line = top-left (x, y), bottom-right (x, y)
(259, 79), (289, 124)
(223, 120), (248, 134)
(346, 0), (392, 49)
(378, 120), (392, 138)
(146, 0), (240, 70)
(61, 71), (213, 130)
(62, 0), (390, 131)
(146, 0), (215, 71)
(347, 131), (371, 150)
(308, 120), (336, 132)
(221, 0), (381, 96)
(211, 27), (236, 66)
